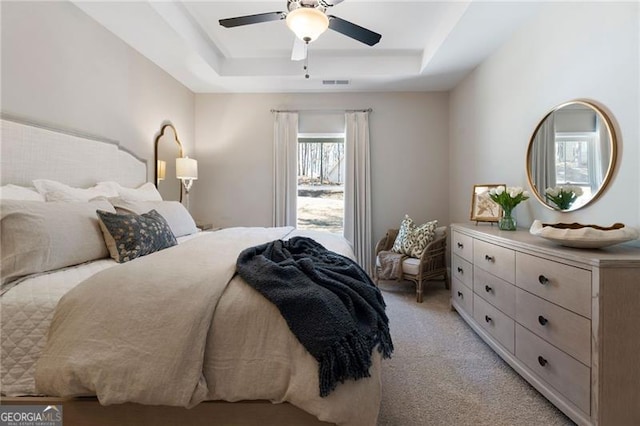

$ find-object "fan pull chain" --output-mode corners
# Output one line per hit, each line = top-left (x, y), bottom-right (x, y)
(304, 40), (310, 79)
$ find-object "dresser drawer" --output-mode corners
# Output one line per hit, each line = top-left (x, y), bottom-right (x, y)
(515, 324), (590, 414)
(474, 266), (516, 318)
(452, 231), (473, 263)
(452, 277), (472, 316)
(516, 288), (591, 366)
(515, 252), (591, 318)
(473, 294), (514, 353)
(452, 254), (473, 289)
(474, 240), (515, 283)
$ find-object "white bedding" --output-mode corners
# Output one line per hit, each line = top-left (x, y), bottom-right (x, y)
(1, 229), (378, 426)
(0, 233), (202, 396)
(1, 259), (115, 396)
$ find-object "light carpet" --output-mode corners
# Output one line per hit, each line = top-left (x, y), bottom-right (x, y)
(376, 280), (575, 426)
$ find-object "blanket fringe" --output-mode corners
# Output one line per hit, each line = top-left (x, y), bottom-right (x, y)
(318, 331), (373, 397)
(377, 320), (394, 359)
(318, 322), (393, 397)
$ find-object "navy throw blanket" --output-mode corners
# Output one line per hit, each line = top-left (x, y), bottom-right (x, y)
(236, 236), (393, 397)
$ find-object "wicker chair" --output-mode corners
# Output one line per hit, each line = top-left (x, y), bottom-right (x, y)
(374, 226), (449, 303)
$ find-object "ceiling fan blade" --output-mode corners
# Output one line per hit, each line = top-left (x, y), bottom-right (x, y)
(291, 37), (307, 61)
(219, 11), (285, 28)
(328, 15), (382, 46)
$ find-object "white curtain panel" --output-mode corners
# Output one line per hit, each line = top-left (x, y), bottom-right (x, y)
(273, 112), (299, 227)
(596, 119), (610, 186)
(344, 111), (372, 273)
(531, 115), (556, 193)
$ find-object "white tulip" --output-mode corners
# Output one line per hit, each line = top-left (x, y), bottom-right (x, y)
(523, 190), (530, 197)
(546, 187), (559, 196)
(495, 186), (505, 195)
(508, 188), (522, 198)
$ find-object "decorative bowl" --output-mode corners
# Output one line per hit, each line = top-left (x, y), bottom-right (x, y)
(529, 220), (639, 248)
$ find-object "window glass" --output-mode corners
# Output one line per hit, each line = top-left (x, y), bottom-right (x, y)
(297, 136), (345, 234)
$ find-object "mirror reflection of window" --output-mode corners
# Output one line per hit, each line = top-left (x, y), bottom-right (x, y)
(555, 134), (592, 185)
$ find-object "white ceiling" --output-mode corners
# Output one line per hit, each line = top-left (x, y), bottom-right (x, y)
(73, 1), (543, 93)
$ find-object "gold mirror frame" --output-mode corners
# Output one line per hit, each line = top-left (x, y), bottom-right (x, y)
(526, 100), (617, 212)
(154, 123), (183, 202)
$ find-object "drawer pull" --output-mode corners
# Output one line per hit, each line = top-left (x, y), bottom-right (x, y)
(538, 315), (548, 326)
(538, 275), (549, 285)
(457, 242), (464, 249)
(457, 291), (463, 298)
(457, 267), (463, 274)
(485, 315), (492, 323)
(538, 356), (548, 367)
(484, 285), (492, 293)
(485, 254), (494, 262)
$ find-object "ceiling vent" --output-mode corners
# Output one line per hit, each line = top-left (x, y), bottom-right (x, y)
(322, 80), (350, 85)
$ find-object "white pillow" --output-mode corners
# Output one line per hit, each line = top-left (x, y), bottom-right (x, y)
(0, 184), (46, 201)
(108, 199), (198, 237)
(101, 181), (163, 202)
(33, 179), (118, 202)
(1, 199), (116, 285)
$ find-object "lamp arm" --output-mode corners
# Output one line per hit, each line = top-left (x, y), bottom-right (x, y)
(181, 178), (194, 193)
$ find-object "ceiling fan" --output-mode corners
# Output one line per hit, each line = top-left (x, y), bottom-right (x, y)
(219, 0), (382, 61)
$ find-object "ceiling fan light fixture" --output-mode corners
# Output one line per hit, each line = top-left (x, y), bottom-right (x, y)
(286, 7), (329, 43)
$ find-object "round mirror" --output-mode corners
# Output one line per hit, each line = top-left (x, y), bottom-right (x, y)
(155, 124), (183, 202)
(526, 100), (617, 211)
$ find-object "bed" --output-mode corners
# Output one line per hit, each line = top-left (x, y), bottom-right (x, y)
(0, 116), (389, 426)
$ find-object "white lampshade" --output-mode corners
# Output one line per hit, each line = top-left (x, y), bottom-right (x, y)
(176, 157), (198, 180)
(286, 7), (329, 43)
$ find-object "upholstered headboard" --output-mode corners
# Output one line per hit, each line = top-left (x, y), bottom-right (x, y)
(0, 114), (147, 188)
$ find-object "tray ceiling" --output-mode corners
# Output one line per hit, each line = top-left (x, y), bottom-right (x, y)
(72, 1), (543, 93)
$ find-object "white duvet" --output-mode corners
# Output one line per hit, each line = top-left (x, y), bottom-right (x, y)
(0, 233), (203, 397)
(1, 259), (116, 396)
(2, 227), (381, 426)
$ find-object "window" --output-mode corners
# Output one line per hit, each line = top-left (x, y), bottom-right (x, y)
(297, 135), (345, 234)
(555, 132), (596, 199)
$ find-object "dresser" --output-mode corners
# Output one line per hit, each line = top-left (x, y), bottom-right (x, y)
(450, 223), (640, 426)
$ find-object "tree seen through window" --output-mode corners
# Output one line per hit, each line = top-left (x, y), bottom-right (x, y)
(297, 136), (345, 234)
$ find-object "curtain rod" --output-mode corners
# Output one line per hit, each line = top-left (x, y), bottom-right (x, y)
(270, 108), (372, 114)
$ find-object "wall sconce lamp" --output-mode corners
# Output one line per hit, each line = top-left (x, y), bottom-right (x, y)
(176, 156), (198, 210)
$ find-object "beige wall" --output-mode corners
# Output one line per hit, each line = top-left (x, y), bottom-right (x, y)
(193, 92), (449, 242)
(0, 2), (449, 244)
(6, 1), (636, 244)
(449, 2), (640, 230)
(1, 1), (195, 182)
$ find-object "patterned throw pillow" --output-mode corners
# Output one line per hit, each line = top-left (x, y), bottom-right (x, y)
(409, 220), (438, 258)
(392, 215), (415, 255)
(96, 209), (177, 263)
(391, 215), (438, 258)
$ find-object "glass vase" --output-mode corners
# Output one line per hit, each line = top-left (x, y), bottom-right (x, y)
(498, 211), (517, 231)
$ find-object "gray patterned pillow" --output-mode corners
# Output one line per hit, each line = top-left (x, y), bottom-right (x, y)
(391, 215), (438, 258)
(96, 209), (177, 263)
